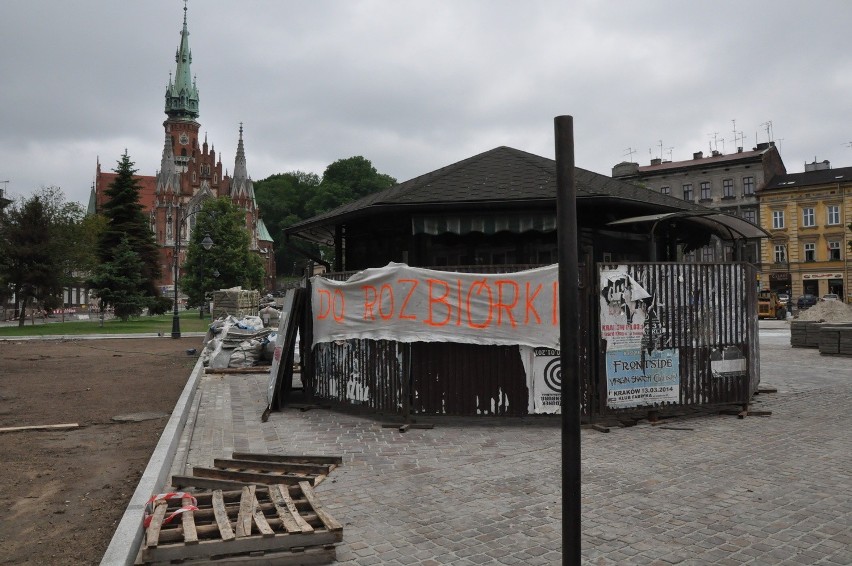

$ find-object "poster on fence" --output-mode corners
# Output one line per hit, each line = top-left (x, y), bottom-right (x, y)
(605, 348), (680, 408)
(599, 266), (652, 351)
(311, 262), (560, 348)
(518, 347), (563, 414)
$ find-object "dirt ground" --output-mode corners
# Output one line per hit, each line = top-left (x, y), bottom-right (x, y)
(0, 337), (201, 565)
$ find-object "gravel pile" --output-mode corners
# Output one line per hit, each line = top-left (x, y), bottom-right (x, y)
(796, 300), (852, 322)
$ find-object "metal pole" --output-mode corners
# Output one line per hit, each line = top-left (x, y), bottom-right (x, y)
(555, 115), (581, 565)
(200, 251), (205, 319)
(171, 211), (182, 339)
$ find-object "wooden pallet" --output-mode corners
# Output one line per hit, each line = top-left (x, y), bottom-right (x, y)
(140, 482), (342, 565)
(172, 453), (342, 491)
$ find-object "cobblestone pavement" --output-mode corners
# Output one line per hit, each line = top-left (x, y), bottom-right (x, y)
(169, 322), (851, 565)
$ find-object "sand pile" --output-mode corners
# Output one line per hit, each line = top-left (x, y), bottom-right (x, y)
(796, 300), (852, 322)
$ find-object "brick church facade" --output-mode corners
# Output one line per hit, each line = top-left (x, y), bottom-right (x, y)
(90, 4), (275, 295)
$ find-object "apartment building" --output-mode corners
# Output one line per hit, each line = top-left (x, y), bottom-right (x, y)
(759, 161), (851, 302)
(613, 142), (786, 264)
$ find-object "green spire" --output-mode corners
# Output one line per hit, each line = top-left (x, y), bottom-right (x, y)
(164, 0), (199, 120)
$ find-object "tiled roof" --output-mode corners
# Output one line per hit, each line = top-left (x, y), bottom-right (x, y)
(764, 166), (852, 191)
(288, 146), (708, 232)
(636, 148), (767, 173)
(95, 172), (157, 212)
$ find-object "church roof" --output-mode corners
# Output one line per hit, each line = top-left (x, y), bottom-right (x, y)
(164, 2), (199, 120)
(94, 171), (157, 213)
(257, 218), (273, 242)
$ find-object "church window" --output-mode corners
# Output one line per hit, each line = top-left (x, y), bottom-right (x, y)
(192, 171), (197, 182)
(181, 148), (187, 157)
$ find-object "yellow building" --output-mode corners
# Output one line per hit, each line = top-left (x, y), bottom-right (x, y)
(759, 162), (851, 302)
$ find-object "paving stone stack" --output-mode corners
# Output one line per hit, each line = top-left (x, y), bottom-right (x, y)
(791, 320), (820, 348)
(212, 288), (259, 319)
(818, 324), (852, 357)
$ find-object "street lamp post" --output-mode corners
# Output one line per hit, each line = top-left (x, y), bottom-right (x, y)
(171, 207), (214, 339)
(199, 233), (214, 319)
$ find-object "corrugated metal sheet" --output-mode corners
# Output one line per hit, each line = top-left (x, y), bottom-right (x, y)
(409, 343), (528, 416)
(305, 261), (759, 418)
(312, 339), (405, 413)
(596, 262), (758, 416)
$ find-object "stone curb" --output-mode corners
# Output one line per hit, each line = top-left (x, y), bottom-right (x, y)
(99, 356), (205, 566)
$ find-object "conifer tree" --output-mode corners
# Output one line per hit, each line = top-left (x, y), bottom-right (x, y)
(89, 236), (148, 321)
(98, 151), (161, 296)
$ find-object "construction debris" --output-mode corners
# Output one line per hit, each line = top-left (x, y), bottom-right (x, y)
(202, 316), (274, 368)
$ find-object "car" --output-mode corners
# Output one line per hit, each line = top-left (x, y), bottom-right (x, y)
(821, 293), (840, 302)
(797, 294), (818, 309)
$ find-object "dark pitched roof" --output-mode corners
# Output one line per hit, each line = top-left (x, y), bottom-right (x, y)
(288, 146), (709, 233)
(763, 166), (852, 191)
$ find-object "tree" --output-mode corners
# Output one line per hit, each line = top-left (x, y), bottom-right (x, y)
(88, 236), (148, 321)
(0, 190), (69, 326)
(307, 156), (396, 217)
(254, 157), (396, 277)
(97, 151), (161, 296)
(180, 197), (264, 309)
(254, 171), (321, 278)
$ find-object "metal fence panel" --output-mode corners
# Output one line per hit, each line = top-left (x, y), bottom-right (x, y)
(595, 262), (758, 416)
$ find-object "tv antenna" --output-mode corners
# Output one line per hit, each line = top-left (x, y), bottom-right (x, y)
(707, 132), (721, 152)
(623, 147), (637, 161)
(665, 147), (674, 161)
(760, 120), (774, 143)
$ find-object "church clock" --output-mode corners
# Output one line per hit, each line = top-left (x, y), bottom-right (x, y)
(179, 132), (189, 145)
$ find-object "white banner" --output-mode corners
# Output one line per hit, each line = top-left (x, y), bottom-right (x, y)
(311, 263), (560, 348)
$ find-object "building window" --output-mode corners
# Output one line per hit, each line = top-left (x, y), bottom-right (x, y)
(827, 205), (840, 225)
(804, 243), (816, 262)
(723, 179), (734, 198)
(743, 176), (755, 195)
(802, 207), (815, 227)
(700, 181), (711, 200)
(772, 211), (784, 229)
(742, 209), (757, 224)
(660, 186), (670, 195)
(828, 241), (841, 260)
(701, 247), (714, 262)
(774, 245), (786, 263)
(683, 184), (693, 201)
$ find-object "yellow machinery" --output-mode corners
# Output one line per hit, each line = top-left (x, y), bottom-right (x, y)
(757, 290), (786, 320)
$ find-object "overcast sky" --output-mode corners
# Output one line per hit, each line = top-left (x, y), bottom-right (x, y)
(2, 1), (851, 207)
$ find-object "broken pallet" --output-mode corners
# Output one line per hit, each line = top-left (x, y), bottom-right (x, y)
(140, 482), (342, 565)
(171, 453), (342, 491)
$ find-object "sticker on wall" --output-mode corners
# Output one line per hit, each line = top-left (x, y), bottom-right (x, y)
(710, 346), (747, 379)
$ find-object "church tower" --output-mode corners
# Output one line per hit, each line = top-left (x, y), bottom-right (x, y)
(95, 2), (275, 293)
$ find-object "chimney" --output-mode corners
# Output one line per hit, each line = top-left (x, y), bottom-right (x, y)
(737, 147), (743, 153)
(693, 151), (703, 160)
(711, 150), (721, 157)
(804, 159), (831, 172)
(650, 157), (662, 166)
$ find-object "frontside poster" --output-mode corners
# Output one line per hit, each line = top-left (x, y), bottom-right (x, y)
(605, 348), (680, 408)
